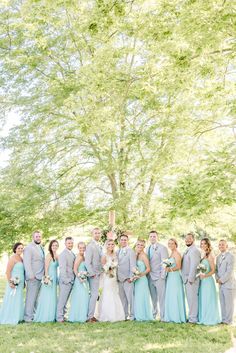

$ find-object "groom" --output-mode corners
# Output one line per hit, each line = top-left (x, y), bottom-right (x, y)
(24, 230), (45, 322)
(57, 237), (75, 322)
(181, 232), (201, 324)
(85, 227), (103, 322)
(117, 233), (136, 320)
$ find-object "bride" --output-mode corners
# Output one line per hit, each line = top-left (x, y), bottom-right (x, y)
(98, 239), (125, 322)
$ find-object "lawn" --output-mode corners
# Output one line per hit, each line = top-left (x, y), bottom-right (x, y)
(0, 279), (235, 353)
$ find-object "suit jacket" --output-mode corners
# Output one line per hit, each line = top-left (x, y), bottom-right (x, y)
(147, 243), (168, 281)
(215, 252), (236, 289)
(85, 240), (102, 277)
(181, 244), (201, 284)
(117, 247), (136, 282)
(58, 249), (75, 284)
(23, 241), (45, 280)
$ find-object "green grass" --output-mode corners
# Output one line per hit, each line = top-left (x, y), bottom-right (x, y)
(0, 278), (235, 353)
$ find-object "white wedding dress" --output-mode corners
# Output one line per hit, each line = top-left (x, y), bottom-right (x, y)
(98, 254), (125, 322)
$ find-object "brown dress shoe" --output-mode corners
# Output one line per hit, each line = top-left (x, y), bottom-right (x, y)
(91, 317), (98, 322)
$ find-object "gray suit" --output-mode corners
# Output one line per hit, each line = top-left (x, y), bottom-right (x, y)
(117, 247), (136, 320)
(215, 251), (236, 324)
(181, 244), (201, 323)
(23, 241), (45, 322)
(56, 249), (75, 322)
(147, 243), (168, 320)
(85, 240), (102, 319)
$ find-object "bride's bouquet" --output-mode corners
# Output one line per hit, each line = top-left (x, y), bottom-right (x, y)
(103, 258), (118, 278)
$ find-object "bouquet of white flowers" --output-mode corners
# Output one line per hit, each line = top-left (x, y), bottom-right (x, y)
(103, 258), (118, 278)
(78, 271), (89, 283)
(196, 263), (207, 278)
(130, 267), (141, 282)
(162, 258), (174, 268)
(41, 275), (53, 286)
(10, 276), (20, 296)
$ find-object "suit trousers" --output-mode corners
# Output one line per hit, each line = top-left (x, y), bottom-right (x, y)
(57, 281), (73, 322)
(148, 277), (166, 320)
(88, 276), (100, 319)
(24, 279), (41, 322)
(118, 280), (134, 320)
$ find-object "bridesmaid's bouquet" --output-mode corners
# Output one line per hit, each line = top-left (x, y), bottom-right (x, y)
(10, 276), (20, 296)
(41, 275), (53, 286)
(78, 271), (89, 283)
(162, 258), (173, 268)
(130, 267), (141, 282)
(196, 263), (207, 278)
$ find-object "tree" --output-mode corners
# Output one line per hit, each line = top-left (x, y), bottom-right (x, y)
(0, 0), (235, 250)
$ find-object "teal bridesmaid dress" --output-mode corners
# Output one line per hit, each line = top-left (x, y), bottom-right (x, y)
(164, 257), (186, 323)
(68, 261), (89, 323)
(134, 260), (153, 321)
(198, 258), (221, 325)
(0, 262), (24, 325)
(34, 259), (58, 322)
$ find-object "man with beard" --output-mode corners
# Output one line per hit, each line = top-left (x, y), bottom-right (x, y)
(24, 230), (45, 322)
(181, 232), (201, 324)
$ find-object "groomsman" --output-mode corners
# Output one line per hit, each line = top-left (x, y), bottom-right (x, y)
(147, 230), (168, 321)
(117, 234), (136, 320)
(57, 237), (75, 322)
(181, 232), (201, 324)
(216, 239), (236, 325)
(24, 230), (45, 322)
(85, 228), (103, 322)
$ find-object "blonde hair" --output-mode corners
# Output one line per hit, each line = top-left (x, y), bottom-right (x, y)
(169, 238), (178, 248)
(105, 239), (115, 253)
(77, 241), (86, 248)
(136, 239), (146, 247)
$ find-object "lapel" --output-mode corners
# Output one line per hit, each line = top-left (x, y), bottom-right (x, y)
(32, 242), (44, 258)
(219, 252), (227, 266)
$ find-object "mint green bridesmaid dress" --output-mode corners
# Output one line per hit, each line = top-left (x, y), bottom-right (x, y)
(198, 258), (221, 325)
(134, 260), (153, 321)
(0, 262), (24, 325)
(34, 259), (58, 322)
(164, 257), (186, 323)
(68, 262), (89, 322)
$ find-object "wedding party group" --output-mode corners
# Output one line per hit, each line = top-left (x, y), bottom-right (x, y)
(0, 229), (235, 326)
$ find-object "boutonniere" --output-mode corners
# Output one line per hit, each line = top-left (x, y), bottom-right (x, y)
(123, 250), (127, 256)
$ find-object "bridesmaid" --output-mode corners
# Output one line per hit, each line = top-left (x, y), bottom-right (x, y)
(68, 242), (90, 323)
(134, 239), (153, 321)
(198, 238), (221, 325)
(0, 242), (24, 324)
(34, 239), (59, 322)
(164, 238), (186, 323)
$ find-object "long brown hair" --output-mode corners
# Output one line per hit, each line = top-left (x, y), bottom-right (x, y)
(201, 238), (212, 258)
(48, 240), (59, 261)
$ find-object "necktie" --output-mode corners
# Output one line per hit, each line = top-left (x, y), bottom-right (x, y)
(39, 245), (44, 258)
